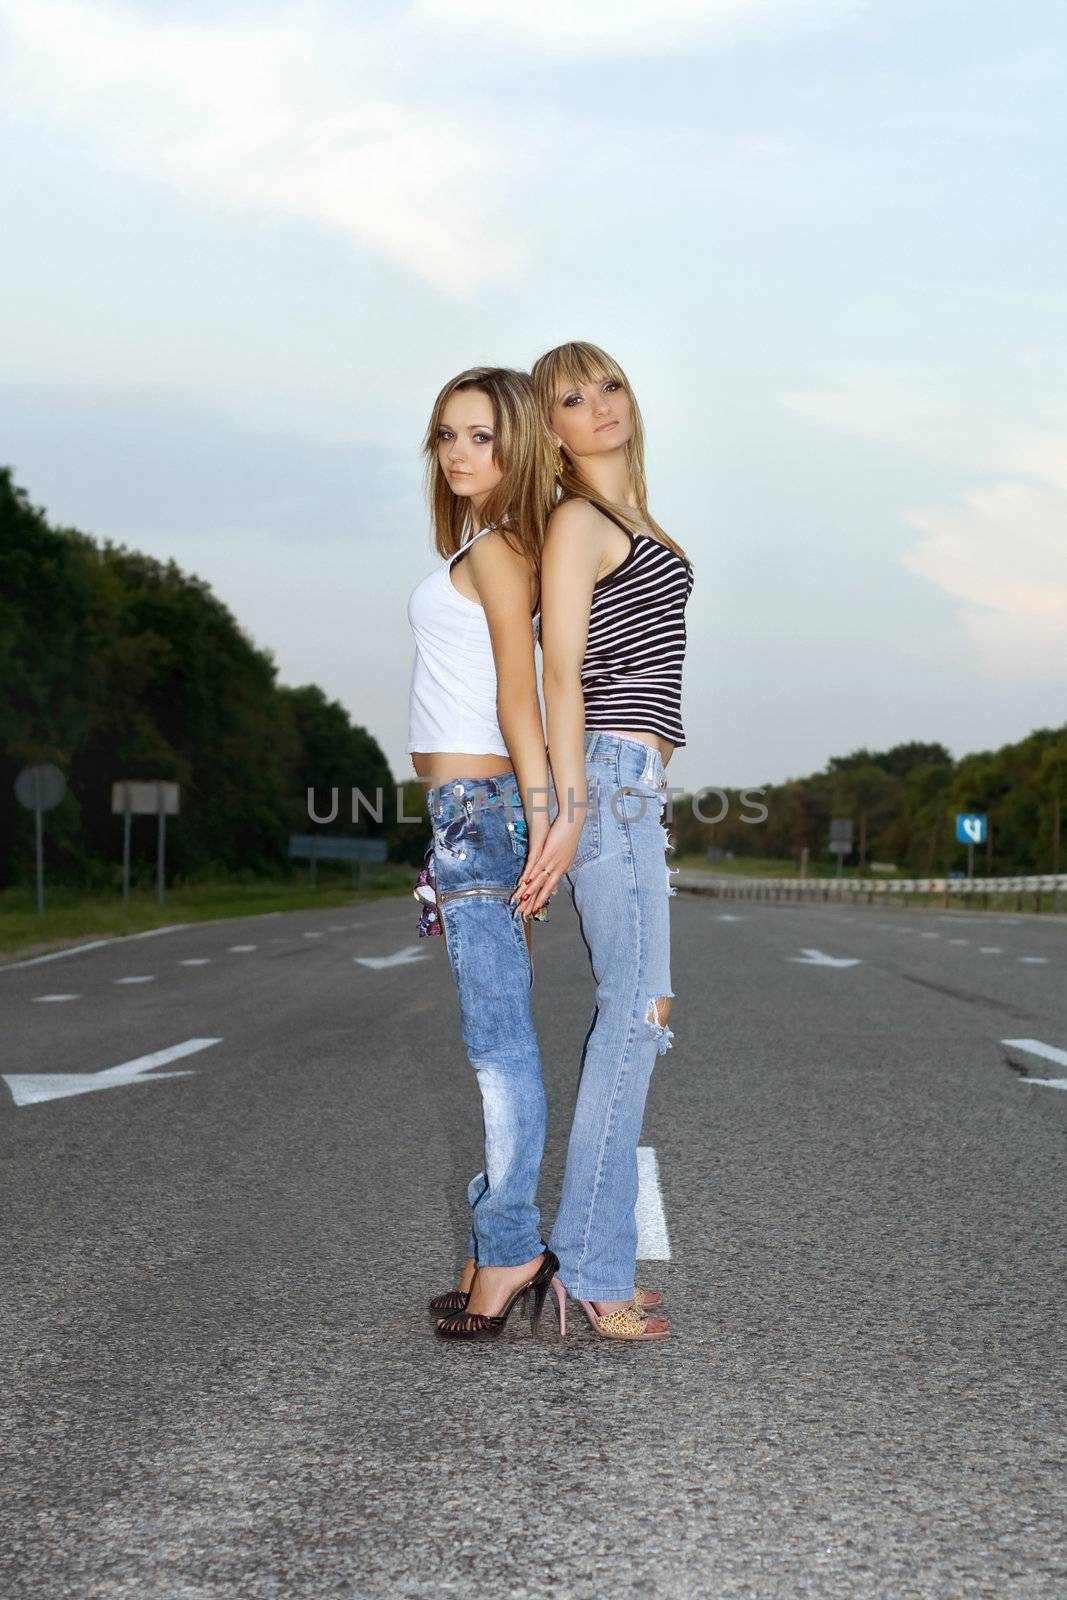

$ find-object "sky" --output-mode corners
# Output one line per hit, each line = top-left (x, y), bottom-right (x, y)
(1, 0), (1065, 792)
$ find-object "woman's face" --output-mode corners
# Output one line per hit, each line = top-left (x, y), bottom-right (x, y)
(437, 390), (503, 509)
(549, 372), (633, 463)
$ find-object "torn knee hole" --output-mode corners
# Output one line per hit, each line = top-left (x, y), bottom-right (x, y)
(644, 995), (674, 1054)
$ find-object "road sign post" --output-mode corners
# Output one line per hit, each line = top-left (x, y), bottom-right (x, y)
(112, 782), (181, 905)
(288, 835), (387, 888)
(14, 763), (67, 914)
(829, 818), (853, 880)
(955, 813), (987, 883)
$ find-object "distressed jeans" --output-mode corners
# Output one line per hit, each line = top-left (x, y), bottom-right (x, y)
(549, 733), (676, 1301)
(428, 772), (546, 1268)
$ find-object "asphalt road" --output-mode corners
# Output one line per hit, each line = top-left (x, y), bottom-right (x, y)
(2, 892), (1065, 1599)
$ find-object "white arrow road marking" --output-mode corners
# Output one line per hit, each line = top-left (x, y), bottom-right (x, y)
(1019, 956), (1049, 965)
(1003, 1039), (1067, 1070)
(2, 1038), (222, 1108)
(355, 946), (427, 970)
(115, 975), (155, 985)
(33, 993), (80, 1003)
(716, 914), (746, 922)
(635, 1147), (671, 1260)
(180, 958), (211, 966)
(1002, 1039), (1067, 1090)
(789, 948), (863, 968)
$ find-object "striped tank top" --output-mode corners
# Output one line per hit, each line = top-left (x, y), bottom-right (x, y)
(581, 504), (694, 748)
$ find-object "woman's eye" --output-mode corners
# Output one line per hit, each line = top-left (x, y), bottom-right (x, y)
(604, 381), (620, 393)
(562, 394), (580, 407)
(438, 430), (453, 441)
(474, 433), (492, 445)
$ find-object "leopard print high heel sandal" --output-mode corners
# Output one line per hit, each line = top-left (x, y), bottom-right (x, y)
(550, 1276), (669, 1340)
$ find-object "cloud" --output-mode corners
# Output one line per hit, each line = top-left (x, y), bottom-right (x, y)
(0, 0), (855, 292)
(0, 0), (519, 292)
(782, 369), (1067, 681)
(901, 468), (1067, 682)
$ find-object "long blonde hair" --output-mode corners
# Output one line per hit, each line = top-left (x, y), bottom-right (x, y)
(530, 340), (689, 563)
(422, 366), (554, 570)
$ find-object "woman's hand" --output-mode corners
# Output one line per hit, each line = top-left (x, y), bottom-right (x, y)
(513, 817), (584, 917)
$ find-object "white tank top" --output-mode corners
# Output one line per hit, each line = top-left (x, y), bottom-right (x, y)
(406, 527), (539, 756)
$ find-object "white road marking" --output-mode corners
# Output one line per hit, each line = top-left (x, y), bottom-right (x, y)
(1002, 1039), (1067, 1070)
(789, 948), (862, 968)
(328, 925), (347, 932)
(355, 946), (427, 970)
(33, 993), (80, 1003)
(716, 914), (746, 922)
(0, 924), (190, 973)
(635, 1147), (671, 1260)
(948, 938), (969, 945)
(1024, 1078), (1067, 1090)
(114, 975), (155, 985)
(303, 931), (325, 939)
(921, 932), (940, 939)
(1019, 956), (1049, 965)
(180, 958), (211, 966)
(3, 1037), (222, 1108)
(979, 947), (1003, 954)
(228, 945), (257, 953)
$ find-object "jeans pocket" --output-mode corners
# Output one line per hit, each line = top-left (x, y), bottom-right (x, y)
(614, 783), (666, 828)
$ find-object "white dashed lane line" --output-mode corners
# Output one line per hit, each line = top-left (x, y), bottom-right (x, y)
(979, 947), (1003, 954)
(228, 945), (257, 953)
(114, 975), (155, 985)
(1019, 956), (1050, 965)
(33, 994), (81, 1003)
(180, 958), (211, 966)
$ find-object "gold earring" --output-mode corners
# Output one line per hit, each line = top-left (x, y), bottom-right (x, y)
(554, 448), (565, 478)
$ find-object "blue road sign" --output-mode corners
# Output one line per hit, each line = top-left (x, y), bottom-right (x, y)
(956, 814), (987, 845)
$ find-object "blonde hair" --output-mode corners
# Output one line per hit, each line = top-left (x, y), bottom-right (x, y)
(530, 340), (689, 562)
(422, 366), (554, 571)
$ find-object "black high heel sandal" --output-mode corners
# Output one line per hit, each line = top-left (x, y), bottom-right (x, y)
(427, 1239), (552, 1316)
(435, 1250), (559, 1340)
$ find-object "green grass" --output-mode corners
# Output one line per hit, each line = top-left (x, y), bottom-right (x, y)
(0, 868), (414, 960)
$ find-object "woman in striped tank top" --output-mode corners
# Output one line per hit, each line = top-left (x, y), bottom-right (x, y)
(517, 341), (693, 1341)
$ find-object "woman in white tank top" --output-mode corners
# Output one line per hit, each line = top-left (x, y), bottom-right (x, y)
(406, 366), (559, 1339)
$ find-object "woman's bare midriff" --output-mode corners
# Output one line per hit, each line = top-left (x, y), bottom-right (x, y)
(411, 752), (515, 787)
(602, 729), (675, 767)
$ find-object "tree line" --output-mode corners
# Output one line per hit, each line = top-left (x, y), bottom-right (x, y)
(669, 732), (1067, 876)
(0, 467), (418, 891)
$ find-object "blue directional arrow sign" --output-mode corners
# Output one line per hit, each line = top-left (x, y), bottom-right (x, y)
(956, 813), (987, 845)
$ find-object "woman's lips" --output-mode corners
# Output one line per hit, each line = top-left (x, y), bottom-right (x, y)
(595, 420), (618, 432)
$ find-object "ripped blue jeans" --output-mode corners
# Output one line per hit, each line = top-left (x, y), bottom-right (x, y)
(549, 734), (676, 1301)
(428, 772), (547, 1268)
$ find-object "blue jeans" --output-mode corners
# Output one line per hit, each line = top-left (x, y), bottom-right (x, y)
(428, 772), (546, 1268)
(548, 734), (675, 1300)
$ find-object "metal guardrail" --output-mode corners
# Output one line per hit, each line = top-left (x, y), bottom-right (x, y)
(675, 871), (1067, 911)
